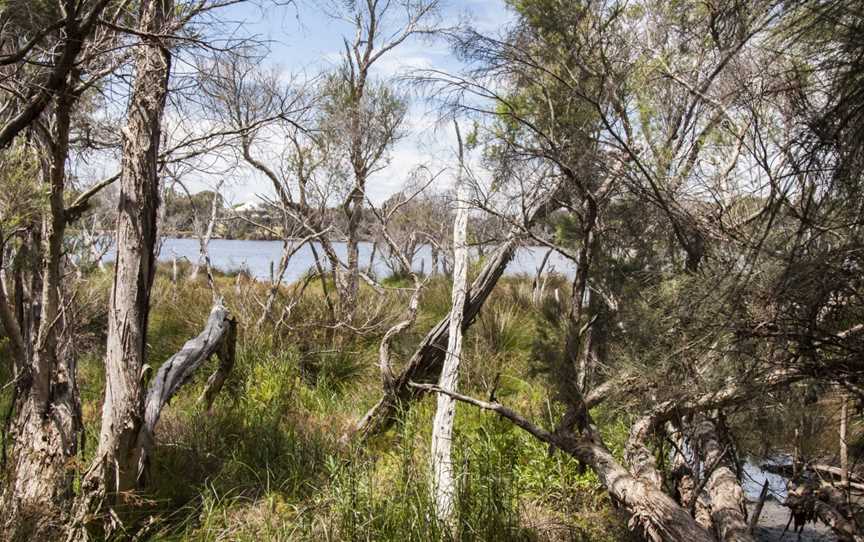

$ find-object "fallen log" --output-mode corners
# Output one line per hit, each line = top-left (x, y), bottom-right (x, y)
(410, 381), (715, 542)
(812, 496), (863, 542)
(136, 300), (237, 477)
(693, 418), (754, 542)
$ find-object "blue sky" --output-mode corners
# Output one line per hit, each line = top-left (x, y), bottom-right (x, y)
(193, 0), (515, 205)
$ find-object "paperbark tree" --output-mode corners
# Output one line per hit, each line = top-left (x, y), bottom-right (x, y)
(413, 382), (717, 542)
(71, 0), (174, 534)
(197, 55), (343, 325)
(0, 84), (81, 542)
(0, 4), (132, 535)
(320, 0), (440, 320)
(349, 181), (562, 440)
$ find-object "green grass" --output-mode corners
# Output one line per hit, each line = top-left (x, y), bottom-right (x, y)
(17, 264), (632, 541)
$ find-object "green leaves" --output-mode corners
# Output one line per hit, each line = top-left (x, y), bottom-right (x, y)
(0, 144), (45, 233)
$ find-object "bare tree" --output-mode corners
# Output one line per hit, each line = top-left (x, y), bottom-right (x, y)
(319, 0), (441, 319)
(429, 122), (469, 528)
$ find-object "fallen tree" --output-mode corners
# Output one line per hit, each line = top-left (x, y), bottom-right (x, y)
(136, 300), (237, 478)
(410, 382), (716, 542)
(692, 417), (752, 542)
(409, 363), (812, 542)
(347, 184), (562, 441)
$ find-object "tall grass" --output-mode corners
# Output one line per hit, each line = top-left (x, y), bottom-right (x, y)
(63, 265), (631, 541)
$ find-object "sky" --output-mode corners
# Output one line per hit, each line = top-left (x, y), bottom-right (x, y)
(182, 0), (516, 206)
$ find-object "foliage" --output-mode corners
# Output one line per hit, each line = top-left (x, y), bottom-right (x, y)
(0, 144), (45, 233)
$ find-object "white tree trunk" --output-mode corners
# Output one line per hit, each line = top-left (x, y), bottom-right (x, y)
(190, 183), (221, 282)
(350, 179), (562, 440)
(840, 394), (849, 491)
(430, 128), (469, 527)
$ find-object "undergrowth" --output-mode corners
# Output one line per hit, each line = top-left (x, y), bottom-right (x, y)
(64, 265), (631, 541)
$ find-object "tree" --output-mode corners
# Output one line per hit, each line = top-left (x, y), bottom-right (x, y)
(358, 0), (863, 539)
(319, 0), (441, 320)
(71, 0), (176, 534)
(0, 2), (125, 537)
(429, 122), (469, 527)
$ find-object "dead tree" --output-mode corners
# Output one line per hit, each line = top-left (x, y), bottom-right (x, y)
(70, 299), (237, 538)
(430, 122), (469, 526)
(188, 180), (223, 283)
(366, 171), (439, 390)
(136, 300), (237, 477)
(321, 0), (441, 319)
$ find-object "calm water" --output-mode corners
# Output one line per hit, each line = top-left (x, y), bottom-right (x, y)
(146, 238), (575, 283)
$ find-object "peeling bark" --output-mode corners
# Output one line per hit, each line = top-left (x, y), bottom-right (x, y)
(812, 498), (862, 542)
(693, 418), (753, 542)
(70, 301), (235, 539)
(198, 312), (238, 412)
(69, 1), (174, 536)
(1, 85), (82, 541)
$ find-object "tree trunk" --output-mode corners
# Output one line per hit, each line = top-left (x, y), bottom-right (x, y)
(430, 130), (469, 526)
(694, 418), (754, 542)
(840, 394), (849, 492)
(69, 301), (234, 539)
(532, 248), (551, 306)
(1, 90), (81, 542)
(189, 184), (220, 282)
(748, 480), (769, 533)
(258, 240), (292, 326)
(569, 430), (715, 542)
(136, 301), (236, 479)
(340, 191), (363, 320)
(71, 0), (173, 534)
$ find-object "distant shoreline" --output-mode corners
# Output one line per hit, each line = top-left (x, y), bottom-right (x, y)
(162, 233), (355, 243)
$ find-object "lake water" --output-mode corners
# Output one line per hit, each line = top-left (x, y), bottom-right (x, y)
(149, 238), (575, 283)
